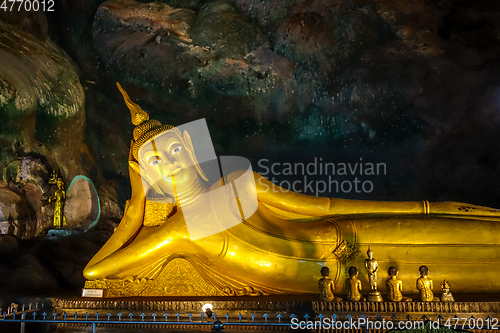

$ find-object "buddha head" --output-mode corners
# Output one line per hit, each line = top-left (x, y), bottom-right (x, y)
(388, 266), (397, 277)
(117, 83), (208, 197)
(56, 178), (63, 189)
(320, 266), (330, 277)
(419, 265), (429, 277)
(348, 266), (358, 278)
(367, 246), (373, 259)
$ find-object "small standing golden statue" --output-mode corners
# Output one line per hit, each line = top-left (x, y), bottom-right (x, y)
(386, 267), (412, 302)
(48, 171), (66, 229)
(318, 267), (342, 301)
(364, 247), (383, 302)
(346, 266), (363, 302)
(440, 280), (455, 302)
(416, 265), (439, 302)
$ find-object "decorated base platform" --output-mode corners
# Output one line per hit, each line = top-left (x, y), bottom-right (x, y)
(83, 258), (271, 297)
(44, 295), (500, 332)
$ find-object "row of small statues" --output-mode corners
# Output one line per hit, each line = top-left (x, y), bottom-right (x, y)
(319, 248), (455, 302)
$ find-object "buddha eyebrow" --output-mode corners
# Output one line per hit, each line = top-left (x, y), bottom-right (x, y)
(142, 151), (158, 159)
(167, 142), (181, 151)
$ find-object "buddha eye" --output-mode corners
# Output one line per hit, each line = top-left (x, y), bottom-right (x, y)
(149, 158), (161, 166)
(172, 146), (182, 154)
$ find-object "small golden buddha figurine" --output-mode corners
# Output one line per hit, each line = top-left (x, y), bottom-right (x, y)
(346, 266), (363, 302)
(48, 170), (58, 184)
(364, 247), (383, 302)
(365, 247), (378, 291)
(440, 280), (455, 302)
(386, 267), (412, 302)
(48, 175), (66, 229)
(82, 83), (500, 297)
(318, 267), (342, 301)
(416, 266), (440, 302)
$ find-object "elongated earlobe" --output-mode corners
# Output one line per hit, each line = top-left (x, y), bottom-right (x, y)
(183, 130), (209, 181)
(129, 160), (141, 175)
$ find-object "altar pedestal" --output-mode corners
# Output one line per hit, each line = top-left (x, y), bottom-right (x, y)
(368, 291), (384, 302)
(46, 296), (500, 332)
(83, 258), (269, 297)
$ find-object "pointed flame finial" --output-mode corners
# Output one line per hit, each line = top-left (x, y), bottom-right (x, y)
(116, 82), (149, 126)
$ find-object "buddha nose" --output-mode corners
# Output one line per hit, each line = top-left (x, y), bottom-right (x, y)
(160, 161), (178, 174)
(161, 154), (176, 167)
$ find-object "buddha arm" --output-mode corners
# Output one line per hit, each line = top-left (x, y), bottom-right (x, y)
(254, 172), (425, 217)
(253, 172), (330, 216)
(253, 172), (500, 218)
(85, 145), (146, 269)
(86, 195), (145, 268)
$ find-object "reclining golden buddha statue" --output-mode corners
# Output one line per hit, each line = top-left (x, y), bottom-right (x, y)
(83, 83), (500, 297)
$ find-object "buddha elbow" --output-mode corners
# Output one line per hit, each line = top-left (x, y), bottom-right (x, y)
(83, 265), (103, 280)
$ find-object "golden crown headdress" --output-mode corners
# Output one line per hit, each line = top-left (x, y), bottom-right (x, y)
(116, 82), (208, 181)
(440, 280), (451, 290)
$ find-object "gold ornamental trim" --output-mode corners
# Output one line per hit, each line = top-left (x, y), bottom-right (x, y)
(84, 257), (270, 297)
(333, 240), (358, 263)
(143, 199), (176, 226)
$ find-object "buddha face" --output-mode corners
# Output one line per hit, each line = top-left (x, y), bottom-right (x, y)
(139, 131), (199, 195)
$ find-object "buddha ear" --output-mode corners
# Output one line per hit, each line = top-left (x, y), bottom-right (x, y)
(128, 140), (135, 161)
(183, 130), (194, 150)
(129, 160), (141, 175)
(183, 130), (209, 181)
(128, 140), (142, 176)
